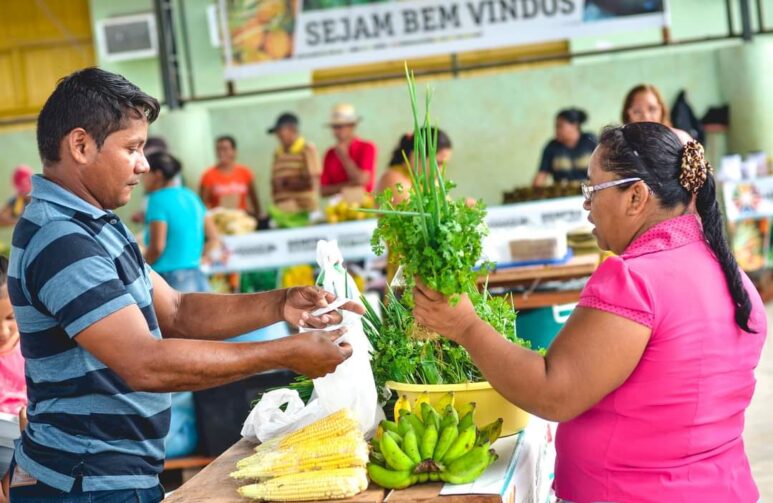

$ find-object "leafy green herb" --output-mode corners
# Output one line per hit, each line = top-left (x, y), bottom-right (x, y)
(367, 66), (489, 304)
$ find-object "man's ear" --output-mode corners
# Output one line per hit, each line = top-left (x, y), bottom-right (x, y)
(626, 181), (650, 216)
(65, 128), (94, 165)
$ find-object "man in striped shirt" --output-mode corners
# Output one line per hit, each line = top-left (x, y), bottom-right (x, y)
(6, 68), (358, 502)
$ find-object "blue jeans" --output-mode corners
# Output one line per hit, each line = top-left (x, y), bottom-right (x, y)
(8, 459), (164, 502)
(158, 268), (210, 293)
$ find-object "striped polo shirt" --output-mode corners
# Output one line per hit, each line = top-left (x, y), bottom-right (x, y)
(7, 175), (170, 492)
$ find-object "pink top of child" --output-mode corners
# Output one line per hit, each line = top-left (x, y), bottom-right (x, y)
(0, 342), (26, 415)
(555, 214), (766, 503)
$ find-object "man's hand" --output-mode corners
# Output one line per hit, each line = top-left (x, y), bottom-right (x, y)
(284, 328), (353, 378)
(282, 286), (365, 328)
(413, 279), (480, 344)
(334, 142), (351, 161)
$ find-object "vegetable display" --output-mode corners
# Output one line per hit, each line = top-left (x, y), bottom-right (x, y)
(367, 392), (501, 488)
(231, 409), (369, 501)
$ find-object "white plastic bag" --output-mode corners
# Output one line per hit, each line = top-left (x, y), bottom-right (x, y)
(241, 241), (384, 442)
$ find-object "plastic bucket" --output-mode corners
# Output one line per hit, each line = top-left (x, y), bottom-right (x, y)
(386, 381), (529, 437)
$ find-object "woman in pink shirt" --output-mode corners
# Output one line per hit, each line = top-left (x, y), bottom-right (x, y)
(413, 122), (766, 502)
(0, 255), (26, 415)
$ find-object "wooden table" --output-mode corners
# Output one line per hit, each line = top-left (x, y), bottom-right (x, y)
(163, 439), (512, 503)
(479, 254), (599, 309)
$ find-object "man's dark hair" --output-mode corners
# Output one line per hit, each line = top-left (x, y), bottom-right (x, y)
(37, 67), (160, 165)
(216, 135), (237, 149)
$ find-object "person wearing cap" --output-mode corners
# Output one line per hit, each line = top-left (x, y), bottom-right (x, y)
(199, 135), (261, 216)
(0, 165), (33, 227)
(320, 104), (377, 197)
(269, 112), (321, 214)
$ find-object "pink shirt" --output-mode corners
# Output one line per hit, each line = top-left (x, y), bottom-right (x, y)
(555, 215), (766, 503)
(0, 342), (27, 414)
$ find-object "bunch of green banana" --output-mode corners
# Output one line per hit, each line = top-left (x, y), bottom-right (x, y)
(369, 393), (503, 489)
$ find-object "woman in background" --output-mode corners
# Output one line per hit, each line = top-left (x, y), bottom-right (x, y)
(622, 84), (693, 143)
(532, 109), (597, 187)
(376, 128), (453, 206)
(144, 152), (221, 292)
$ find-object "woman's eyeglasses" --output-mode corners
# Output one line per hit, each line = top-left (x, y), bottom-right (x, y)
(581, 177), (643, 202)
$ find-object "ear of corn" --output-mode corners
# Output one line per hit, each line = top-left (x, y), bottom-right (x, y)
(231, 433), (368, 480)
(253, 409), (360, 456)
(238, 467), (368, 501)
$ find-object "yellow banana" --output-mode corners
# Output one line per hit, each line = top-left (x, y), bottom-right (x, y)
(476, 418), (504, 447)
(394, 395), (411, 422)
(456, 401), (476, 419)
(435, 391), (455, 412)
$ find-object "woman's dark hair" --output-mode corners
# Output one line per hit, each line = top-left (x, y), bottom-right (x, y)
(556, 108), (588, 127)
(217, 135), (237, 149)
(388, 128), (452, 167)
(598, 122), (753, 332)
(37, 67), (160, 165)
(147, 152), (182, 182)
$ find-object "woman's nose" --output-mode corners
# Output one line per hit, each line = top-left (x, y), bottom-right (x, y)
(583, 199), (591, 211)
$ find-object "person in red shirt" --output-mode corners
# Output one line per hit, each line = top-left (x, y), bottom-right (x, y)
(199, 135), (261, 215)
(320, 104), (377, 196)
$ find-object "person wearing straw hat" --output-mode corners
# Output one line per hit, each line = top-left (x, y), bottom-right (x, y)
(320, 103), (377, 197)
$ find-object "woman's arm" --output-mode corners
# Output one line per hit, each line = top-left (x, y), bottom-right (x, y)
(413, 283), (651, 422)
(376, 170), (411, 206)
(144, 221), (168, 265)
(202, 214), (221, 259)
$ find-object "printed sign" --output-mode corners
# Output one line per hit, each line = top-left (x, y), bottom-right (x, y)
(221, 0), (668, 78)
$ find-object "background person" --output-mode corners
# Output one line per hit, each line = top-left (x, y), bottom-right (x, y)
(320, 104), (377, 197)
(376, 129), (453, 206)
(413, 122), (766, 503)
(269, 112), (321, 214)
(0, 166), (33, 227)
(144, 152), (220, 292)
(199, 135), (261, 216)
(622, 83), (693, 143)
(532, 108), (597, 187)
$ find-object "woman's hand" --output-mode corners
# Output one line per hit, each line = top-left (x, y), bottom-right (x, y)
(413, 279), (479, 344)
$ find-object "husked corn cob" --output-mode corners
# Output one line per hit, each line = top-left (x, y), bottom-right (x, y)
(231, 434), (368, 479)
(238, 467), (368, 501)
(238, 429), (364, 469)
(254, 409), (360, 454)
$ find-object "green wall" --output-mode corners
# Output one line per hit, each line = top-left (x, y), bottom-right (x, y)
(1, 0), (772, 244)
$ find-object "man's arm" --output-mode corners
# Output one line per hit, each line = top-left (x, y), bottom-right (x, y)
(151, 271), (363, 341)
(335, 144), (370, 186)
(75, 304), (352, 392)
(247, 181), (261, 217)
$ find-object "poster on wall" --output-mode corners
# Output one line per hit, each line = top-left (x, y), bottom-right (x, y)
(220, 0), (669, 79)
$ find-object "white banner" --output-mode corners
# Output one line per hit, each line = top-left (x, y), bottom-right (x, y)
(206, 197), (588, 272)
(221, 0), (669, 79)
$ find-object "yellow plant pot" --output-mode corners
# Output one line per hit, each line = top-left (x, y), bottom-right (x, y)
(386, 381), (529, 437)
